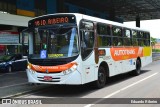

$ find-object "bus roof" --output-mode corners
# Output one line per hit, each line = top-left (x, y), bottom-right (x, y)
(30, 13), (150, 32)
(80, 14), (150, 32)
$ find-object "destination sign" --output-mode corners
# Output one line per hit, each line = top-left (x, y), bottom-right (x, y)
(28, 14), (76, 27)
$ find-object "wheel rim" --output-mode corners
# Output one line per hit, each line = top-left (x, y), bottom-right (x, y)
(98, 70), (105, 84)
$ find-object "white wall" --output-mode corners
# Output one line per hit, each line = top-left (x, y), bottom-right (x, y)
(124, 19), (160, 39)
(0, 13), (32, 27)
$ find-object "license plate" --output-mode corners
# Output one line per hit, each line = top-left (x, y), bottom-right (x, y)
(43, 76), (52, 81)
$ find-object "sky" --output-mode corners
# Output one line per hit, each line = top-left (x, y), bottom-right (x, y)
(124, 19), (160, 39)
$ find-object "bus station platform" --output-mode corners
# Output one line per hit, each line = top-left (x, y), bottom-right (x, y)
(0, 71), (51, 98)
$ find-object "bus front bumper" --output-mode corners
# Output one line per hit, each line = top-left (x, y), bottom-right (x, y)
(26, 69), (82, 85)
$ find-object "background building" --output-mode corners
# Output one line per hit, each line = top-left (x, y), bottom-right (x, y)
(0, 0), (124, 55)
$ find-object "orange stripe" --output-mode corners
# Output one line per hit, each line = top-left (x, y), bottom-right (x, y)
(110, 47), (143, 61)
(30, 62), (77, 73)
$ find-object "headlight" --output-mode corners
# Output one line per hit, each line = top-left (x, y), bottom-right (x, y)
(27, 63), (35, 74)
(70, 64), (78, 71)
(27, 63), (32, 69)
(0, 62), (6, 65)
(63, 64), (78, 75)
(29, 69), (36, 74)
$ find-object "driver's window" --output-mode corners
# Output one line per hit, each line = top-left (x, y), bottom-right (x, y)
(81, 31), (94, 49)
(80, 20), (94, 60)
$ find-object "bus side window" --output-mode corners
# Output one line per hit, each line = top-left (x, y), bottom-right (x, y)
(143, 32), (150, 46)
(132, 30), (138, 46)
(146, 32), (150, 46)
(138, 39), (144, 46)
(97, 23), (111, 47)
(123, 29), (131, 46)
(112, 26), (122, 37)
(98, 36), (111, 46)
(138, 32), (145, 46)
(112, 26), (123, 46)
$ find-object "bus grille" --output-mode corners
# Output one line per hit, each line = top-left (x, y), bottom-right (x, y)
(36, 71), (61, 73)
(37, 77), (60, 82)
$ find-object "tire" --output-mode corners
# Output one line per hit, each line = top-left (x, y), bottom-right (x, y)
(133, 59), (141, 76)
(7, 66), (12, 73)
(93, 66), (106, 89)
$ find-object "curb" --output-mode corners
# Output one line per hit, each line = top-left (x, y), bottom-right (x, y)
(0, 84), (52, 99)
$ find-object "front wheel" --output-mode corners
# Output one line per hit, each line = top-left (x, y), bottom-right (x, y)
(93, 66), (106, 89)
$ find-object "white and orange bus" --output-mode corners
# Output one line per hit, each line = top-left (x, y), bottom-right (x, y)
(22, 13), (152, 88)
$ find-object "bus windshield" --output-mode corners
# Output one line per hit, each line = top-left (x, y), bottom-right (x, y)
(25, 25), (79, 59)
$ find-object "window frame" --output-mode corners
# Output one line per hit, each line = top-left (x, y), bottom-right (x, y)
(79, 19), (95, 60)
(112, 26), (123, 46)
(97, 23), (112, 47)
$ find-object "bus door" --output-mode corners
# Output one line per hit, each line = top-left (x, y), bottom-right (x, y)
(80, 20), (96, 83)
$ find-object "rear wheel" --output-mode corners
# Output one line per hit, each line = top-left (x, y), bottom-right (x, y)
(133, 59), (141, 76)
(93, 66), (106, 89)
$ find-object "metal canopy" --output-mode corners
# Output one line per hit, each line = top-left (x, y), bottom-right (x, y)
(66, 0), (160, 21)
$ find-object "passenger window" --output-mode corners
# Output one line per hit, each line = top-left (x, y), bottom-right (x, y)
(139, 32), (144, 38)
(112, 27), (122, 36)
(142, 32), (150, 46)
(132, 30), (137, 38)
(146, 33), (150, 39)
(125, 29), (131, 38)
(97, 23), (111, 47)
(132, 30), (138, 46)
(97, 23), (111, 35)
(137, 39), (144, 46)
(132, 38), (138, 46)
(98, 36), (111, 46)
(112, 37), (123, 46)
(124, 29), (131, 46)
(112, 26), (123, 46)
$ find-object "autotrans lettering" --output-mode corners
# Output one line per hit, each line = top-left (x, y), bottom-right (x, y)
(110, 47), (143, 61)
(114, 49), (135, 56)
(34, 17), (69, 26)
